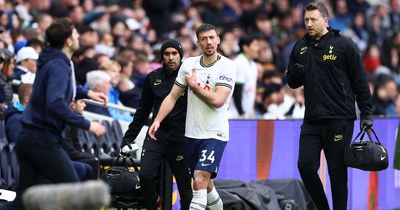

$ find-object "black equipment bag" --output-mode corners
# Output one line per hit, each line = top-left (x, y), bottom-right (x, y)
(344, 128), (388, 171)
(101, 155), (143, 200)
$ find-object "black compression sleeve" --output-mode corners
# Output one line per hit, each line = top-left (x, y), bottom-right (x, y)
(233, 83), (244, 115)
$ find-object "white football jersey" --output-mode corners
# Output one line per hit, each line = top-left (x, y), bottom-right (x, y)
(175, 54), (236, 141)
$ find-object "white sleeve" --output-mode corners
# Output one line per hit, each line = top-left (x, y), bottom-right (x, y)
(216, 60), (236, 89)
(235, 57), (246, 84)
(175, 59), (189, 88)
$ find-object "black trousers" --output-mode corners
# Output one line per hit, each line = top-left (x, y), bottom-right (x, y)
(0, 130), (79, 210)
(298, 120), (354, 210)
(140, 137), (193, 210)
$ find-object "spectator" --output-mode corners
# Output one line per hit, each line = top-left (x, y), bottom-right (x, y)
(132, 54), (152, 85)
(363, 43), (382, 75)
(85, 70), (112, 117)
(368, 14), (386, 48)
(343, 12), (369, 53)
(95, 32), (116, 57)
(4, 83), (32, 143)
(99, 60), (121, 104)
(372, 74), (398, 116)
(329, 0), (352, 31)
(374, 4), (391, 35)
(219, 29), (239, 59)
(262, 83), (294, 120)
(116, 57), (134, 89)
(200, 0), (227, 28)
(254, 13), (278, 47)
(257, 39), (277, 73)
(73, 46), (99, 85)
(62, 99), (99, 180)
(179, 35), (198, 58)
(118, 74), (141, 109)
(260, 83), (283, 118)
(12, 46), (39, 91)
(99, 59), (133, 122)
(348, 0), (370, 16)
(143, 0), (182, 40)
(35, 13), (53, 42)
(0, 48), (14, 118)
(78, 26), (99, 48)
(285, 87), (305, 119)
(389, 0), (400, 32)
(26, 38), (44, 54)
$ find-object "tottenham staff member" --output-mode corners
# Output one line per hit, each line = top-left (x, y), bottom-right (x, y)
(287, 2), (373, 210)
(121, 39), (192, 210)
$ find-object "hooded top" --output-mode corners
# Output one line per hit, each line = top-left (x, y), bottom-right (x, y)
(4, 102), (24, 143)
(21, 47), (90, 137)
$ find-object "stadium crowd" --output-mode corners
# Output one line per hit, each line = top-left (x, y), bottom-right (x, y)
(0, 0), (399, 120)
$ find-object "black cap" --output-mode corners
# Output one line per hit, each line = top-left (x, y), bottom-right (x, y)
(160, 39), (183, 60)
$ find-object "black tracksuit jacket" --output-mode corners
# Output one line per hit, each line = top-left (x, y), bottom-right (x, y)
(287, 28), (372, 122)
(123, 66), (187, 144)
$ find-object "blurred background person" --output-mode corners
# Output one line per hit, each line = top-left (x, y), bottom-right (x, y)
(230, 34), (261, 119)
(0, 48), (14, 118)
(4, 83), (32, 144)
(12, 46), (38, 92)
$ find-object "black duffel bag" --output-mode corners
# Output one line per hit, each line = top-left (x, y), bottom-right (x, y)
(101, 155), (142, 200)
(344, 128), (388, 171)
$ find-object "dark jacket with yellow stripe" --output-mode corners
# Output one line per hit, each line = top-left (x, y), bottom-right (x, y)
(287, 28), (372, 122)
(123, 66), (187, 144)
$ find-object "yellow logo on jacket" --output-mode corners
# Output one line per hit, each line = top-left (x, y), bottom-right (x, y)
(323, 45), (336, 61)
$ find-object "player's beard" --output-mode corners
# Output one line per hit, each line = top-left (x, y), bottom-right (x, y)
(203, 49), (216, 57)
(166, 61), (179, 71)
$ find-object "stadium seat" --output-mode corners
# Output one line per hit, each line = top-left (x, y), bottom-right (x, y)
(100, 121), (113, 155)
(0, 155), (5, 189)
(88, 131), (100, 158)
(0, 142), (13, 190)
(8, 143), (18, 191)
(77, 128), (90, 154)
(111, 120), (123, 150)
(0, 121), (8, 144)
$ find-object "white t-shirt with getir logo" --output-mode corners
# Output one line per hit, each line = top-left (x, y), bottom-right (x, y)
(175, 54), (236, 141)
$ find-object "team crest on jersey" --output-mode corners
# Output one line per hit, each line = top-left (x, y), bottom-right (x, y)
(322, 45), (337, 61)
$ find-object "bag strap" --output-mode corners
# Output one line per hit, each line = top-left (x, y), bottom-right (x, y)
(351, 129), (364, 143)
(365, 128), (382, 144)
(111, 154), (140, 172)
(127, 156), (140, 172)
(351, 128), (382, 144)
